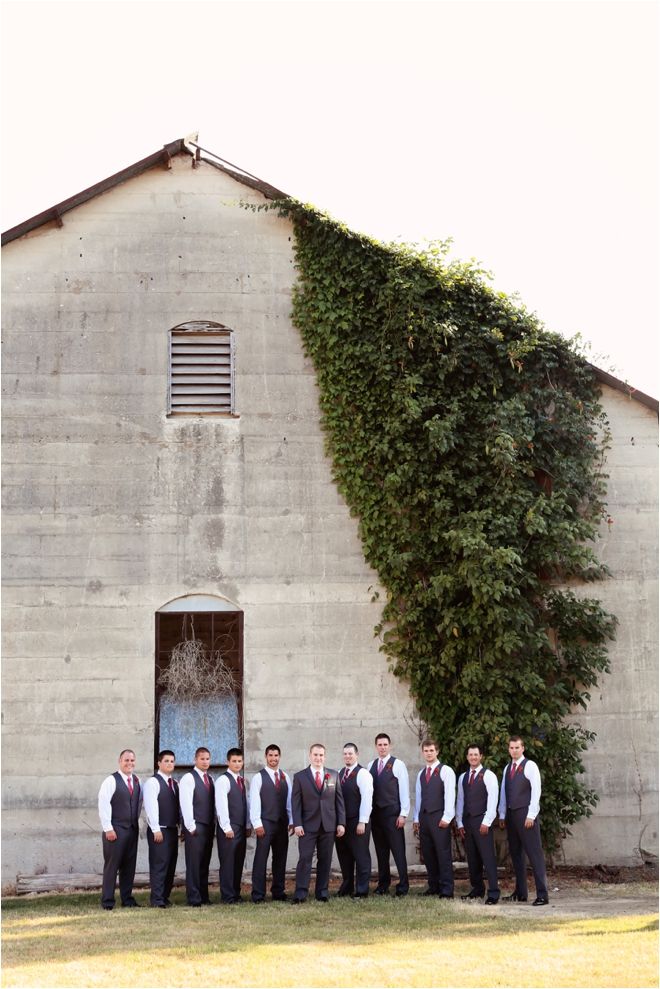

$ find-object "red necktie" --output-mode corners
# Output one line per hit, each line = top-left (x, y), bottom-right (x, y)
(315, 772), (322, 790)
(378, 760), (384, 776)
(237, 776), (244, 792)
(342, 770), (351, 785)
(127, 776), (133, 795)
(203, 773), (210, 791)
(425, 767), (431, 784)
(168, 778), (174, 793)
(274, 771), (280, 790)
(469, 770), (476, 787)
(510, 763), (517, 779)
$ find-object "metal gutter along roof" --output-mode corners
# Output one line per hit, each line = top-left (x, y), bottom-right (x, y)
(1, 137), (656, 414)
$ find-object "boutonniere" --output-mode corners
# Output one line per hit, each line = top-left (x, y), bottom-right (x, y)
(433, 767), (440, 777)
(385, 764), (392, 772)
(280, 772), (286, 781)
(324, 773), (330, 783)
(516, 765), (523, 775)
(478, 773), (484, 781)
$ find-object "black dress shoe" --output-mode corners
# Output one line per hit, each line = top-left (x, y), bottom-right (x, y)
(394, 890), (408, 898)
(532, 897), (549, 906)
(460, 892), (484, 901)
(418, 889), (437, 897)
(190, 902), (202, 908)
(350, 893), (368, 900)
(503, 892), (527, 902)
(272, 895), (291, 902)
(102, 905), (113, 911)
(121, 902), (143, 908)
(316, 896), (329, 903)
(201, 900), (213, 906)
(151, 903), (167, 908)
(333, 891), (349, 898)
(485, 897), (500, 905)
(373, 888), (390, 896)
(252, 898), (265, 904)
(292, 897), (304, 905)
(164, 899), (173, 907)
(439, 894), (454, 900)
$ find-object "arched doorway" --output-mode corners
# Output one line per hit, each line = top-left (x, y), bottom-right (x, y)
(155, 595), (243, 777)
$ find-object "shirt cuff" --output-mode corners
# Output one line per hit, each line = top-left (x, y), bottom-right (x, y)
(103, 825), (114, 833)
(252, 818), (263, 829)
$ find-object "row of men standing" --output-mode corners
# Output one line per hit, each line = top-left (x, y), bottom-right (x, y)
(98, 732), (549, 908)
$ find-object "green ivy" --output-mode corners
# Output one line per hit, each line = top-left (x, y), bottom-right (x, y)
(247, 199), (618, 851)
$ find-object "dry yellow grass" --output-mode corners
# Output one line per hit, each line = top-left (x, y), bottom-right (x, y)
(2, 891), (657, 989)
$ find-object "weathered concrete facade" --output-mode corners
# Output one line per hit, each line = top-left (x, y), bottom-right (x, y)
(2, 147), (657, 880)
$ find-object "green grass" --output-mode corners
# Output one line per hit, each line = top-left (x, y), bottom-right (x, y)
(2, 890), (658, 988)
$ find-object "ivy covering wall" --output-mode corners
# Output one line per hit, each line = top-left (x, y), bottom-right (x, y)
(256, 200), (617, 849)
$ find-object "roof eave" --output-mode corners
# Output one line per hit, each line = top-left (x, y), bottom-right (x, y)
(589, 364), (658, 415)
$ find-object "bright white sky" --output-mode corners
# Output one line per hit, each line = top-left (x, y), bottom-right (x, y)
(3, 1), (658, 397)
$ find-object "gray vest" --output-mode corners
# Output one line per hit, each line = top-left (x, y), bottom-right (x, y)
(419, 764), (446, 815)
(258, 769), (288, 824)
(155, 774), (180, 828)
(370, 757), (400, 812)
(192, 771), (215, 826)
(341, 765), (363, 819)
(110, 772), (141, 828)
(223, 773), (247, 828)
(504, 759), (531, 811)
(462, 768), (488, 818)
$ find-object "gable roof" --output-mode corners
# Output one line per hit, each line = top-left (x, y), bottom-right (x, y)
(2, 137), (656, 415)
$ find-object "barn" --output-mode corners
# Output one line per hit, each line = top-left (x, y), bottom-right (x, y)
(2, 136), (657, 880)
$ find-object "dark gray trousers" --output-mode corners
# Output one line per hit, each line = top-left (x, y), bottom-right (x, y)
(335, 819), (372, 896)
(147, 826), (179, 906)
(217, 824), (247, 903)
(419, 810), (453, 895)
(371, 808), (409, 893)
(251, 819), (289, 901)
(294, 828), (335, 900)
(506, 808), (548, 899)
(183, 822), (214, 905)
(101, 825), (139, 908)
(464, 817), (499, 899)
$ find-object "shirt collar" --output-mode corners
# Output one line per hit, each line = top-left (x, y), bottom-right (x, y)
(467, 764), (483, 774)
(118, 770), (133, 782)
(424, 760), (440, 771)
(228, 770), (242, 781)
(194, 766), (209, 779)
(309, 765), (325, 775)
(264, 765), (282, 779)
(157, 770), (171, 781)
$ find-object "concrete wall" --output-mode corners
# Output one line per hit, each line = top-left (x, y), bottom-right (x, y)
(2, 153), (657, 879)
(1, 155), (417, 881)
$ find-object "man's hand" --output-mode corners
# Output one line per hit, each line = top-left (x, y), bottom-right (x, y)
(255, 826), (266, 838)
(498, 819), (506, 830)
(395, 816), (406, 829)
(412, 822), (420, 836)
(295, 826), (304, 837)
(153, 830), (163, 843)
(458, 827), (466, 839)
(524, 817), (534, 829)
(288, 825), (295, 836)
(336, 825), (345, 837)
(105, 830), (117, 842)
(356, 824), (365, 836)
(225, 829), (235, 839)
(439, 820), (450, 829)
(479, 824), (489, 835)
(246, 828), (252, 838)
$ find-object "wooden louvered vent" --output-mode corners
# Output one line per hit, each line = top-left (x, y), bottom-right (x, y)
(168, 322), (234, 415)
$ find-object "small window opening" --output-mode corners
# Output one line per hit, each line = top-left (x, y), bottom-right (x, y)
(168, 320), (234, 415)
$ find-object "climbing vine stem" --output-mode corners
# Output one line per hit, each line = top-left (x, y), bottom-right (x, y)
(248, 199), (618, 851)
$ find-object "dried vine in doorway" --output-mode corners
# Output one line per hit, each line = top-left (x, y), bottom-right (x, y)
(158, 616), (237, 702)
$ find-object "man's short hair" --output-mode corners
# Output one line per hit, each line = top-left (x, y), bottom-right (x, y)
(343, 743), (358, 753)
(265, 744), (281, 756)
(119, 749), (135, 759)
(466, 743), (483, 755)
(195, 746), (210, 757)
(508, 735), (524, 745)
(227, 747), (244, 760)
(422, 738), (439, 750)
(375, 733), (391, 744)
(158, 749), (175, 761)
(309, 743), (326, 753)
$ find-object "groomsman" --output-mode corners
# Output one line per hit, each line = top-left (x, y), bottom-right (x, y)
(216, 747), (251, 904)
(143, 749), (180, 908)
(413, 739), (456, 898)
(367, 733), (410, 896)
(250, 744), (293, 903)
(456, 743), (500, 904)
(335, 743), (374, 899)
(179, 747), (215, 907)
(498, 735), (549, 905)
(98, 749), (143, 910)
(291, 744), (346, 903)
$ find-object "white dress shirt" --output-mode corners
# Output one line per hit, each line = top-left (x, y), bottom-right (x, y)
(215, 771), (251, 834)
(366, 757), (411, 817)
(498, 757), (542, 820)
(143, 771), (178, 832)
(455, 765), (499, 828)
(249, 766), (293, 828)
(98, 771), (143, 833)
(179, 766), (212, 832)
(413, 760), (456, 824)
(340, 764), (374, 824)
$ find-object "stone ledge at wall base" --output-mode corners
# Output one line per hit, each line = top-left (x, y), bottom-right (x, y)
(15, 862), (501, 895)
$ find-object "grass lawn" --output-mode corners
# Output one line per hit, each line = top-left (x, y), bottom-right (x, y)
(2, 889), (657, 989)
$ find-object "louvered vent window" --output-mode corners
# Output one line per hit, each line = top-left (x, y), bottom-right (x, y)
(168, 321), (234, 415)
